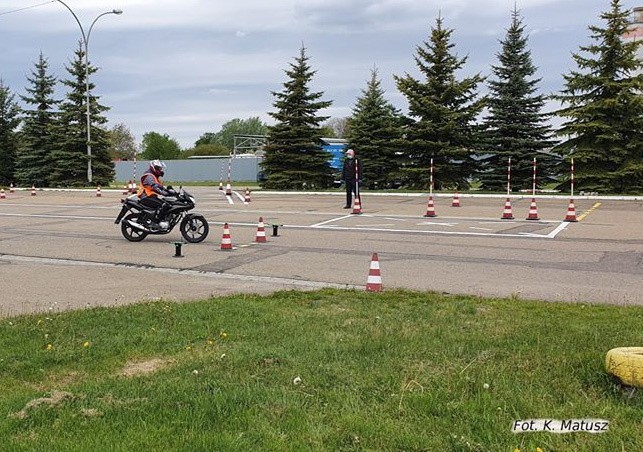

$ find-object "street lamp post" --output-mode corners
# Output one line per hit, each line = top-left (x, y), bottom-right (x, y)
(56, 1), (122, 184)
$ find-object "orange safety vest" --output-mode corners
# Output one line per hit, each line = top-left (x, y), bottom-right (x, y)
(137, 172), (162, 198)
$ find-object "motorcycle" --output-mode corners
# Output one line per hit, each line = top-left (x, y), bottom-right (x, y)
(114, 187), (209, 243)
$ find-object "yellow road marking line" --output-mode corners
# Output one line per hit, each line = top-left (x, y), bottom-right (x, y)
(577, 202), (601, 221)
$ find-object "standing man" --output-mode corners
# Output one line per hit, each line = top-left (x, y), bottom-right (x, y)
(341, 149), (361, 209)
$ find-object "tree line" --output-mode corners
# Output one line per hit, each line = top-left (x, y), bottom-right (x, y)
(262, 1), (642, 194)
(1, 1), (641, 193)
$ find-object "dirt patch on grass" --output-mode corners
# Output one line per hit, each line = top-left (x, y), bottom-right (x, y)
(120, 357), (175, 377)
(9, 390), (74, 420)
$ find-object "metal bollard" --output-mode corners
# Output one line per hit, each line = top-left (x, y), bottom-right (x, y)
(172, 241), (184, 258)
(271, 224), (281, 237)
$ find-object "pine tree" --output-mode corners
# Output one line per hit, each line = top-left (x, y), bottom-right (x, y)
(480, 8), (557, 191)
(394, 16), (485, 189)
(51, 42), (113, 187)
(262, 47), (333, 189)
(16, 53), (58, 187)
(347, 68), (404, 189)
(0, 80), (22, 185)
(553, 0), (643, 194)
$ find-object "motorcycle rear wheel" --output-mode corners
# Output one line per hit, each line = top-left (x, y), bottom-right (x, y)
(180, 215), (209, 243)
(121, 213), (148, 242)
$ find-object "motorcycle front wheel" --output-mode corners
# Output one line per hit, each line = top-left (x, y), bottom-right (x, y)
(121, 213), (149, 242)
(180, 215), (209, 243)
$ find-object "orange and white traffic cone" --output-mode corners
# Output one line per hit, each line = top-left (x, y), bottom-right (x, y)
(218, 180), (223, 191)
(244, 188), (251, 203)
(451, 192), (460, 207)
(122, 183), (130, 195)
(225, 183), (232, 196)
(96, 186), (102, 197)
(365, 253), (383, 292)
(9, 183), (14, 193)
(31, 184), (36, 196)
(0, 188), (5, 199)
(526, 198), (539, 220)
(424, 196), (437, 217)
(351, 196), (362, 214)
(501, 198), (514, 219)
(564, 199), (578, 222)
(220, 223), (233, 250)
(129, 180), (137, 194)
(255, 217), (267, 243)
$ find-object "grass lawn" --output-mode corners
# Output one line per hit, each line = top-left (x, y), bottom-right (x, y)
(0, 290), (641, 451)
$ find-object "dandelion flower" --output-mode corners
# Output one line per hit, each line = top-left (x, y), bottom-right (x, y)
(219, 331), (228, 339)
(46, 344), (53, 351)
(83, 341), (90, 348)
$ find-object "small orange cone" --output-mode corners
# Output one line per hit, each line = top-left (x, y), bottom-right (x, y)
(564, 199), (578, 222)
(451, 192), (460, 207)
(0, 188), (5, 199)
(220, 223), (233, 250)
(366, 253), (383, 292)
(244, 188), (251, 203)
(225, 183), (232, 196)
(218, 180), (223, 191)
(501, 198), (514, 220)
(351, 196), (362, 215)
(255, 217), (267, 243)
(31, 184), (36, 196)
(423, 196), (437, 217)
(96, 186), (102, 197)
(9, 183), (14, 193)
(526, 198), (539, 220)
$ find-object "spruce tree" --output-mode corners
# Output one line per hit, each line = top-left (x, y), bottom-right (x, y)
(16, 53), (58, 187)
(51, 42), (113, 187)
(553, 0), (643, 194)
(394, 16), (485, 189)
(0, 80), (22, 185)
(480, 9), (557, 191)
(347, 68), (404, 189)
(262, 47), (333, 189)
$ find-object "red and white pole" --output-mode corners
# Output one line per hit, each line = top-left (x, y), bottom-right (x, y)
(225, 153), (233, 196)
(351, 155), (362, 214)
(133, 157), (137, 182)
(430, 158), (434, 197)
(532, 157), (537, 197)
(570, 157), (575, 199)
(507, 156), (512, 197)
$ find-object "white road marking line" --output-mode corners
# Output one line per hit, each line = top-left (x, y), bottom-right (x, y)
(469, 227), (493, 231)
(233, 191), (246, 203)
(416, 222), (457, 227)
(0, 212), (112, 220)
(384, 217), (407, 222)
(547, 221), (570, 239)
(285, 224), (555, 239)
(225, 195), (234, 205)
(310, 215), (352, 227)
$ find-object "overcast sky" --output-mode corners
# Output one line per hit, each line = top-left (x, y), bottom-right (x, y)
(0, 0), (640, 148)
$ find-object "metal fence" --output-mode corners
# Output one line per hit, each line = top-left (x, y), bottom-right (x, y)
(114, 157), (262, 183)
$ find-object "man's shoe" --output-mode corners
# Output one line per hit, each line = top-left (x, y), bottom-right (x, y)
(343, 205), (351, 209)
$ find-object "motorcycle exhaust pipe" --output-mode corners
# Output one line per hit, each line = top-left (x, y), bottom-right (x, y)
(127, 220), (149, 232)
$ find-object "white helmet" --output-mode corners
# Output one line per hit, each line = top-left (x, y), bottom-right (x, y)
(149, 159), (166, 177)
(346, 149), (355, 158)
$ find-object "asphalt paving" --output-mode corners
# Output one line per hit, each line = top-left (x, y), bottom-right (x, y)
(0, 187), (641, 317)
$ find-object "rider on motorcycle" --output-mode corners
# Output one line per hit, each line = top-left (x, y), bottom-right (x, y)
(137, 160), (173, 230)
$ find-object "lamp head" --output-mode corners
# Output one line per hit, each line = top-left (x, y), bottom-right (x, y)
(112, 9), (123, 15)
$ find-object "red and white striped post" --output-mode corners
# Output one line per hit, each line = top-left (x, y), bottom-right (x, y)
(565, 157), (578, 222)
(225, 153), (233, 196)
(526, 157), (539, 220)
(424, 158), (437, 217)
(351, 157), (362, 214)
(501, 157), (514, 219)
